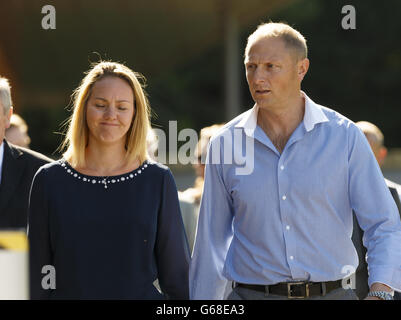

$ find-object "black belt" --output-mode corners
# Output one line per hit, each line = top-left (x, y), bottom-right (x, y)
(234, 279), (347, 298)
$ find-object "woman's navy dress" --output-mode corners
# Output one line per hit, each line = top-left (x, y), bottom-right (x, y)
(28, 160), (190, 299)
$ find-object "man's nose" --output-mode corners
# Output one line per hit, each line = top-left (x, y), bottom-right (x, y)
(254, 67), (267, 83)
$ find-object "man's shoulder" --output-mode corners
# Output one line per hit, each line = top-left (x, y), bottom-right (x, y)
(7, 142), (53, 166)
(314, 104), (363, 138)
(209, 108), (253, 141)
(318, 104), (353, 126)
(224, 108), (254, 128)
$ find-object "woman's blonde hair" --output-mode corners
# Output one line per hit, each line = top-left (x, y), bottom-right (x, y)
(61, 61), (151, 167)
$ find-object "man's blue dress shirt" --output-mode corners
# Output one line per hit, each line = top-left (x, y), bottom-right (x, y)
(190, 92), (401, 299)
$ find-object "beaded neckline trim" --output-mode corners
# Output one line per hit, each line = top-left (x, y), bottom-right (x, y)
(60, 160), (150, 189)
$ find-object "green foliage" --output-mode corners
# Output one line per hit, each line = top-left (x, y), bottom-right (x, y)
(272, 0), (401, 147)
(16, 0), (401, 156)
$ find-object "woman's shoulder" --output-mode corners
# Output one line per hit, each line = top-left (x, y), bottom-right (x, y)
(30, 160), (69, 192)
(145, 160), (179, 187)
(146, 160), (172, 175)
(35, 159), (63, 172)
(34, 159), (70, 179)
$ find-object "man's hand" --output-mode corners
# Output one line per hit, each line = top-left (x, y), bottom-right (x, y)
(364, 282), (393, 300)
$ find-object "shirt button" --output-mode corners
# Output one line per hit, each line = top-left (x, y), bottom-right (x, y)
(286, 225), (290, 230)
(280, 165), (285, 170)
(282, 195), (287, 200)
(290, 256), (294, 260)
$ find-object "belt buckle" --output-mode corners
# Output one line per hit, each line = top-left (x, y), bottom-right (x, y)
(287, 282), (309, 299)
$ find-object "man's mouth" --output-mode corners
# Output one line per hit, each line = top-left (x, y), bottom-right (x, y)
(255, 89), (271, 94)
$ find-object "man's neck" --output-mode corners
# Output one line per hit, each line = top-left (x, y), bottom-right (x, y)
(257, 94), (305, 153)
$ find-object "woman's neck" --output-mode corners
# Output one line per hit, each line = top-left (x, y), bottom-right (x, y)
(79, 140), (137, 176)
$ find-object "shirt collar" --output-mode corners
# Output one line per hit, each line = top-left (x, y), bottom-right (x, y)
(301, 91), (329, 131)
(235, 91), (329, 135)
(234, 104), (259, 136)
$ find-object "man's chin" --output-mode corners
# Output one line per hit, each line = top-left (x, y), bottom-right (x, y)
(255, 98), (273, 110)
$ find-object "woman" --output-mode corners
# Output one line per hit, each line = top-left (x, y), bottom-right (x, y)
(28, 61), (190, 299)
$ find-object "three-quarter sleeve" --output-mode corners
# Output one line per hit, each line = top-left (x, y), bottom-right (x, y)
(27, 167), (52, 299)
(155, 169), (190, 299)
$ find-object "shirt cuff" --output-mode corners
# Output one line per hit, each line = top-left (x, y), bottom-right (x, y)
(368, 266), (401, 292)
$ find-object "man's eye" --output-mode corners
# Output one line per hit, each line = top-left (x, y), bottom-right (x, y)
(246, 64), (256, 70)
(267, 63), (274, 68)
(95, 104), (105, 108)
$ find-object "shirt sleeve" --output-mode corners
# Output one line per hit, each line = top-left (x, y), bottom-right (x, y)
(189, 140), (234, 299)
(155, 168), (190, 299)
(348, 124), (401, 292)
(27, 167), (52, 299)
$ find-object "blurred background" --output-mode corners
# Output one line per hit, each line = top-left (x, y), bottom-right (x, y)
(1, 0), (401, 190)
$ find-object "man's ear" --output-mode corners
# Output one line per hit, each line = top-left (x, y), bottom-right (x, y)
(378, 146), (388, 166)
(297, 58), (309, 81)
(5, 106), (13, 129)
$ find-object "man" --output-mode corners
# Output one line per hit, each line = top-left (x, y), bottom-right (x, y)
(352, 121), (401, 299)
(190, 22), (401, 300)
(0, 76), (52, 229)
(5, 113), (31, 148)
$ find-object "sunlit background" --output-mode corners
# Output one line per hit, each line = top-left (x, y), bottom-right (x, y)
(1, 0), (401, 189)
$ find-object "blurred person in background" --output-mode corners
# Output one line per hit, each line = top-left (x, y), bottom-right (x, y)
(28, 61), (190, 299)
(353, 121), (401, 300)
(5, 113), (31, 148)
(355, 121), (401, 202)
(0, 76), (51, 229)
(190, 22), (401, 300)
(179, 123), (224, 253)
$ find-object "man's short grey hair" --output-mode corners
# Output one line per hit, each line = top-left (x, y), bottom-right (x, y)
(245, 22), (308, 61)
(0, 76), (13, 115)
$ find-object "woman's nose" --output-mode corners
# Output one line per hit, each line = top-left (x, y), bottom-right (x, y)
(104, 105), (116, 119)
